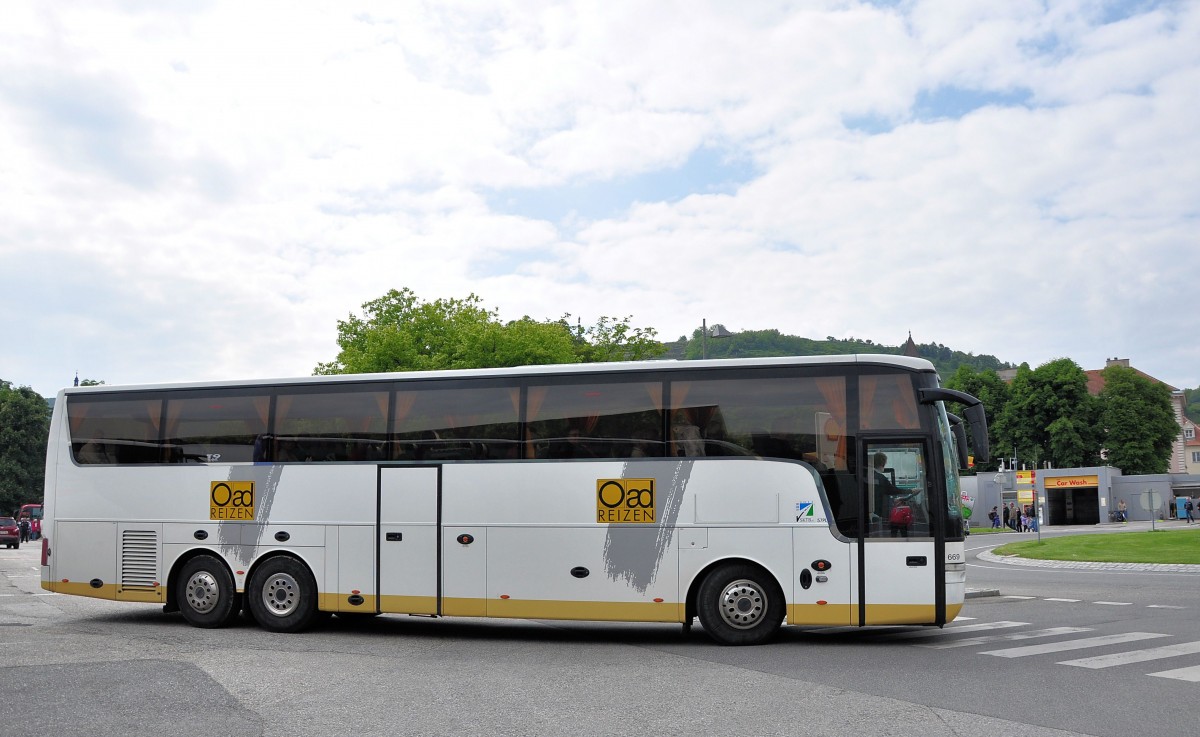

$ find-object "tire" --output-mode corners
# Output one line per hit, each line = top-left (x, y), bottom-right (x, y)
(176, 554), (239, 629)
(247, 556), (318, 633)
(696, 563), (785, 646)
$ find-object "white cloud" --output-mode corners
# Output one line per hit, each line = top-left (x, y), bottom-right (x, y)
(1, 0), (1198, 397)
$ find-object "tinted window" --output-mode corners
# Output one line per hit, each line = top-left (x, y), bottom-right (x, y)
(527, 380), (663, 459)
(274, 388), (388, 462)
(393, 383), (520, 460)
(164, 391), (270, 463)
(669, 374), (842, 462)
(69, 396), (164, 464)
(860, 373), (921, 430)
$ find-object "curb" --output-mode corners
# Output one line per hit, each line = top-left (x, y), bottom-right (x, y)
(965, 587), (1000, 599)
(977, 548), (1200, 572)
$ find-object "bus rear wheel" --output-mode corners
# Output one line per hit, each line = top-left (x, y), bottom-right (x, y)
(177, 555), (239, 628)
(247, 556), (318, 633)
(696, 563), (785, 646)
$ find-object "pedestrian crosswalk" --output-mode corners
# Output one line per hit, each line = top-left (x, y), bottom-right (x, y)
(979, 631), (1168, 657)
(799, 616), (1200, 683)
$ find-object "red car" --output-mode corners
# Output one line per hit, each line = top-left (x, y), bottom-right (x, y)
(0, 517), (19, 549)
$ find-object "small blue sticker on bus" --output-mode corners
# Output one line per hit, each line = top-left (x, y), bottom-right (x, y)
(795, 501), (827, 523)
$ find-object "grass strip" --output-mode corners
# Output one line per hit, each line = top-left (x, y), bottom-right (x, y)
(992, 528), (1200, 564)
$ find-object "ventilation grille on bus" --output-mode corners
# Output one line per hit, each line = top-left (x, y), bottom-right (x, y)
(120, 530), (159, 589)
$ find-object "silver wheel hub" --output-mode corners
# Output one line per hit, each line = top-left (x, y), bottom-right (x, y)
(185, 571), (220, 615)
(718, 579), (767, 630)
(261, 572), (300, 617)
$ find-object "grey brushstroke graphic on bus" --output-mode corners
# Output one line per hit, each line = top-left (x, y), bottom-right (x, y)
(217, 464), (282, 565)
(601, 459), (691, 593)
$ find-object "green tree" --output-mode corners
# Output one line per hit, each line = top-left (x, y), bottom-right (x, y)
(944, 365), (1010, 470)
(1184, 386), (1200, 424)
(0, 380), (51, 513)
(1097, 366), (1179, 474)
(562, 314), (666, 363)
(316, 288), (664, 374)
(995, 359), (1102, 469)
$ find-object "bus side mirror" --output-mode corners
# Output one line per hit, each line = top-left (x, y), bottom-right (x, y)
(919, 388), (990, 464)
(946, 412), (970, 470)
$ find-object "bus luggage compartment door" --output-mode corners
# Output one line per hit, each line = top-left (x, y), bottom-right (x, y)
(378, 466), (439, 615)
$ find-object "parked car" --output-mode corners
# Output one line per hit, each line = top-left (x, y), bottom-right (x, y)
(0, 517), (19, 549)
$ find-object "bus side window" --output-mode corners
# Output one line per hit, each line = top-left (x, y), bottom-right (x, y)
(273, 388), (388, 463)
(526, 381), (663, 460)
(822, 470), (861, 538)
(394, 384), (520, 463)
(69, 397), (163, 464)
(164, 391), (269, 463)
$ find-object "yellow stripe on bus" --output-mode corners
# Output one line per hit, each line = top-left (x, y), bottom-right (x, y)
(862, 603), (938, 625)
(487, 598), (682, 622)
(788, 603), (855, 626)
(42, 581), (961, 629)
(43, 580), (163, 603)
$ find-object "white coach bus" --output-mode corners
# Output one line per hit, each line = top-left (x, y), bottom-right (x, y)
(40, 355), (988, 645)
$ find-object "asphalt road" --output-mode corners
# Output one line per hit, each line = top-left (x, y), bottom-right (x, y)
(959, 521), (1200, 735)
(3, 526), (1198, 737)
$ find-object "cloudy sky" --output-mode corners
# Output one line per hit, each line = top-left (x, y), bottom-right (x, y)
(2, 0), (1197, 398)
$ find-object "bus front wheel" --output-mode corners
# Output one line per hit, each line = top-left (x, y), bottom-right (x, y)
(176, 555), (239, 629)
(247, 557), (318, 633)
(696, 563), (785, 646)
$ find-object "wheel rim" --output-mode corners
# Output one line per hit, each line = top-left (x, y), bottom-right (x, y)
(260, 572), (301, 617)
(717, 578), (768, 630)
(184, 571), (221, 615)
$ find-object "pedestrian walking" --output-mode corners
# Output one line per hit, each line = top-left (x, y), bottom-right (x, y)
(988, 506), (1001, 529)
(18, 518), (30, 543)
(1002, 504), (1010, 530)
(1186, 497), (1195, 524)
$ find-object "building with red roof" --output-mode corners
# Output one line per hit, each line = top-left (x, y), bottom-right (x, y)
(1085, 358), (1187, 474)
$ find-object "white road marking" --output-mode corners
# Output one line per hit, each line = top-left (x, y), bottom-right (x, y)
(1059, 641), (1200, 669)
(1148, 665), (1200, 682)
(884, 621), (1026, 640)
(918, 627), (1093, 650)
(980, 632), (1168, 658)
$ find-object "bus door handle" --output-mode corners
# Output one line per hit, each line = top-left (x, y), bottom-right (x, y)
(385, 532), (403, 542)
(906, 556), (927, 567)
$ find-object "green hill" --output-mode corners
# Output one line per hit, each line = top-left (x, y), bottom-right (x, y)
(666, 329), (1013, 378)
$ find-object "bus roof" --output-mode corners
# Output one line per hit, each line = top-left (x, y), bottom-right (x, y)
(56, 354), (938, 397)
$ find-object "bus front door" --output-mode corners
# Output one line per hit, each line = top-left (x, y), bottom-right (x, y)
(860, 439), (939, 626)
